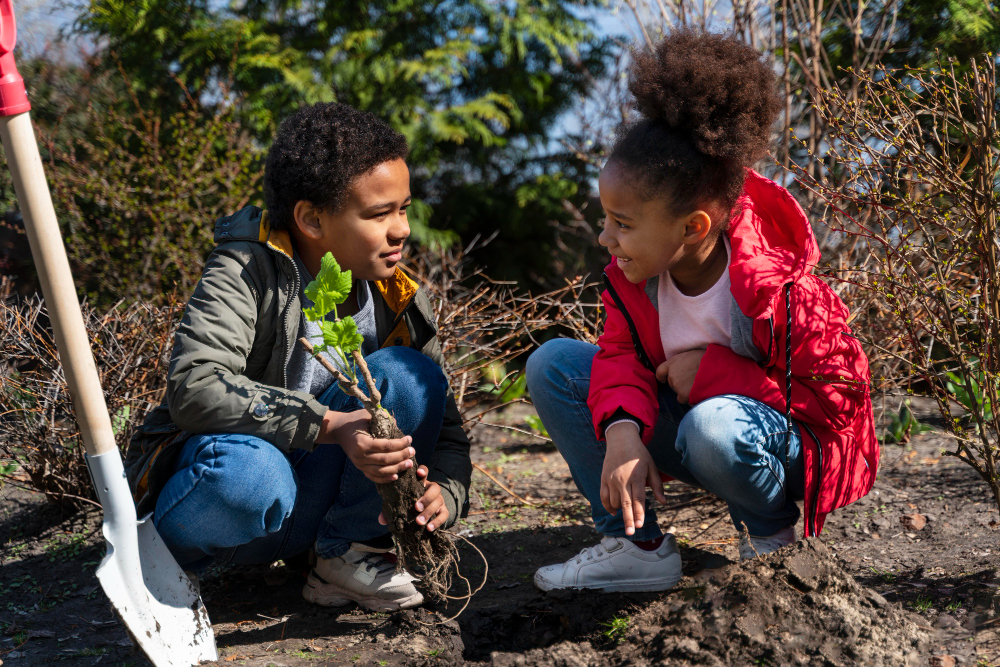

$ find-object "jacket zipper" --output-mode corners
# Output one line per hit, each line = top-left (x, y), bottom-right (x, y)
(281, 254), (300, 389)
(602, 272), (656, 374)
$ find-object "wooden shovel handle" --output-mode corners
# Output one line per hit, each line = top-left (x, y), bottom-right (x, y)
(0, 112), (117, 456)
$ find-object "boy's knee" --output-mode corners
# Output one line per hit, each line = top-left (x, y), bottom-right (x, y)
(367, 345), (447, 402)
(193, 437), (296, 530)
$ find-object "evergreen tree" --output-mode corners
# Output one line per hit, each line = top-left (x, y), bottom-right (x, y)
(77, 0), (611, 287)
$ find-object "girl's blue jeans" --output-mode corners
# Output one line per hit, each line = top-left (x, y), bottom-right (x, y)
(153, 346), (448, 571)
(526, 338), (805, 539)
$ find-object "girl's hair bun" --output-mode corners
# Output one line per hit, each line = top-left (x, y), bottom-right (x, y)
(629, 30), (781, 168)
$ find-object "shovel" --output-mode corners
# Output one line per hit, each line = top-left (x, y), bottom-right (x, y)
(0, 2), (217, 664)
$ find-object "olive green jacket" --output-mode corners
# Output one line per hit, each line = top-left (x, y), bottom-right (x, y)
(124, 206), (472, 525)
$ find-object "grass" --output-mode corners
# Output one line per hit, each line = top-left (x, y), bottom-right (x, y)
(868, 566), (896, 583)
(910, 594), (934, 612)
(946, 600), (963, 612)
(426, 648), (442, 657)
(600, 615), (630, 644)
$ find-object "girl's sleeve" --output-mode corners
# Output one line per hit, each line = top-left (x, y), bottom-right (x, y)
(587, 288), (660, 445)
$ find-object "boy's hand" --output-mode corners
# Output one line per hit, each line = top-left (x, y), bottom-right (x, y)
(655, 349), (706, 403)
(601, 422), (667, 536)
(319, 409), (414, 483)
(378, 465), (448, 532)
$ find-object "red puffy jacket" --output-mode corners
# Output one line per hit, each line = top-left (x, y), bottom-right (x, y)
(587, 170), (878, 536)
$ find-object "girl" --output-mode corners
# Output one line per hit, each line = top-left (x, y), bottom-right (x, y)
(526, 31), (877, 592)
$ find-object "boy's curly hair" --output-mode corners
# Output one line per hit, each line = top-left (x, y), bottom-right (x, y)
(610, 31), (781, 217)
(264, 103), (410, 231)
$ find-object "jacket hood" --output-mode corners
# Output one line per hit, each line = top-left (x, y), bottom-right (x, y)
(603, 170), (820, 321)
(726, 170), (820, 319)
(215, 205), (295, 260)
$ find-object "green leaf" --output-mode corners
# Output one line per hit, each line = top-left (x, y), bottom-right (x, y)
(111, 406), (131, 436)
(319, 317), (364, 355)
(304, 252), (352, 321)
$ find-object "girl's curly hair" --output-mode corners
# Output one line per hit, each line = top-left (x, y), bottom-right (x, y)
(610, 31), (781, 217)
(264, 103), (410, 231)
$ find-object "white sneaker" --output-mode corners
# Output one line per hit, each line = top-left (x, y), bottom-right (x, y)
(534, 535), (682, 593)
(738, 525), (796, 560)
(301, 543), (424, 611)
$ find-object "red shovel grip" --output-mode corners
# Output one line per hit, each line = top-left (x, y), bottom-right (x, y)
(0, 0), (30, 116)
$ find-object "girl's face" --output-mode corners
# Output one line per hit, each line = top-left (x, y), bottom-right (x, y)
(597, 160), (715, 285)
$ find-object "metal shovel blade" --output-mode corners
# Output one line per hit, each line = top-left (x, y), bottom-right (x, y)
(89, 451), (218, 666)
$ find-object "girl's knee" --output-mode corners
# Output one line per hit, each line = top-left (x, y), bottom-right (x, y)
(526, 338), (594, 396)
(676, 397), (740, 465)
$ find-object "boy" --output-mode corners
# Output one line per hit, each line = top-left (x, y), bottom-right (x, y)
(124, 103), (472, 611)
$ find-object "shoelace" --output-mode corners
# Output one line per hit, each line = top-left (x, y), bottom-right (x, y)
(569, 539), (618, 564)
(359, 552), (396, 576)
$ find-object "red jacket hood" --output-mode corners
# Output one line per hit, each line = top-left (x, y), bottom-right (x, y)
(605, 170), (820, 320)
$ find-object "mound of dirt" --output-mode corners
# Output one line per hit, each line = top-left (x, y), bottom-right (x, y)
(484, 539), (933, 666)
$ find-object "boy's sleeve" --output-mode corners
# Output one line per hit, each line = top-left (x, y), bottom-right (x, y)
(415, 302), (472, 530)
(587, 288), (660, 445)
(429, 394), (472, 528)
(166, 243), (328, 452)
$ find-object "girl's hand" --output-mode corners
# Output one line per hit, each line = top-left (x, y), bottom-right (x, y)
(378, 465), (449, 532)
(601, 422), (667, 536)
(655, 349), (706, 403)
(319, 409), (414, 483)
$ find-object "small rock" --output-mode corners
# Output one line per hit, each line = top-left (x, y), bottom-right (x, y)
(901, 514), (927, 530)
(935, 613), (959, 629)
(929, 656), (956, 667)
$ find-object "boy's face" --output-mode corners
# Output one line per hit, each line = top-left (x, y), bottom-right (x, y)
(292, 158), (412, 282)
(597, 160), (713, 284)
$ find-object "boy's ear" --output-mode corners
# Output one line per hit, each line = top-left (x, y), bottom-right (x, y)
(292, 200), (323, 240)
(681, 210), (713, 245)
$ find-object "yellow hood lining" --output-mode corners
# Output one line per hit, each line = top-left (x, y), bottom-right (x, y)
(376, 266), (419, 314)
(259, 210), (294, 260)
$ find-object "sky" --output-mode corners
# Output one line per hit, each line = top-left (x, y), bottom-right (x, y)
(13, 0), (81, 59)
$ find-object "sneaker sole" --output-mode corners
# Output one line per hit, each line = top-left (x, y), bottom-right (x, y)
(301, 574), (423, 611)
(534, 570), (683, 593)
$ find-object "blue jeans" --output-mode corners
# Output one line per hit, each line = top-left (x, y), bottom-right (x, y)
(525, 339), (805, 539)
(153, 346), (448, 570)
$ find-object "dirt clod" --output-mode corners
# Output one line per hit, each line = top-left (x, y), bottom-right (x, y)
(485, 540), (932, 666)
(901, 513), (928, 530)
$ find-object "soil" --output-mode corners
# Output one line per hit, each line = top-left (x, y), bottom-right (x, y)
(2, 394), (998, 666)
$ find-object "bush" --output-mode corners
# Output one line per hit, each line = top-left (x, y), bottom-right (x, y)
(27, 61), (262, 308)
(795, 57), (1000, 509)
(0, 295), (182, 510)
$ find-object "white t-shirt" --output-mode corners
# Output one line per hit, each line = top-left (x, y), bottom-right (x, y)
(658, 236), (732, 361)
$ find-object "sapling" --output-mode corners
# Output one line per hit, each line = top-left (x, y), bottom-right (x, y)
(297, 252), (460, 601)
